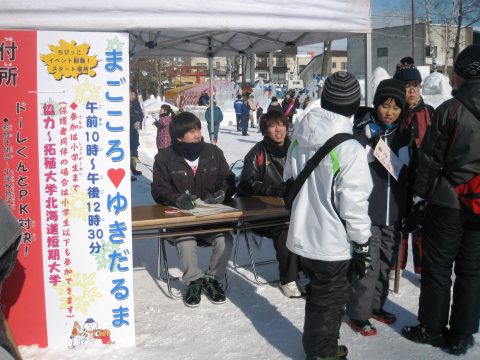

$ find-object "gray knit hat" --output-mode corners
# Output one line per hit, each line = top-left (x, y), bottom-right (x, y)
(321, 71), (361, 117)
(454, 45), (480, 80)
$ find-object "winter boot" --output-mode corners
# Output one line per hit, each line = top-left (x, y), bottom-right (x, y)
(130, 157), (142, 176)
(401, 323), (447, 347)
(348, 319), (377, 336)
(305, 345), (348, 360)
(372, 308), (397, 324)
(448, 334), (474, 355)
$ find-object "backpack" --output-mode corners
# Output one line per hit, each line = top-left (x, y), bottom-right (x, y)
(454, 175), (480, 215)
(229, 159), (244, 188)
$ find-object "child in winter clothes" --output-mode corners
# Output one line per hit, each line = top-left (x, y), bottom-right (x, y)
(153, 104), (174, 150)
(237, 110), (301, 298)
(151, 112), (235, 307)
(347, 79), (414, 336)
(285, 72), (373, 360)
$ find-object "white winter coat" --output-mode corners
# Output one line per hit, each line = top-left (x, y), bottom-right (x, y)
(284, 107), (373, 261)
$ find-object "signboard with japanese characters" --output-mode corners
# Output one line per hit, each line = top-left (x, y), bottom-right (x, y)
(0, 30), (135, 349)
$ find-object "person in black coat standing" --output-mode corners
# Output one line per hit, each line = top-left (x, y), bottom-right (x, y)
(151, 112), (235, 307)
(237, 110), (301, 298)
(402, 45), (480, 356)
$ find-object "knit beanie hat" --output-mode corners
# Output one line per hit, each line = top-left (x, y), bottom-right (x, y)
(373, 79), (406, 110)
(454, 45), (480, 80)
(393, 57), (422, 83)
(321, 71), (361, 117)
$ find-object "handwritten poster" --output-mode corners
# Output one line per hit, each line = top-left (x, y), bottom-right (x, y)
(1, 30), (135, 349)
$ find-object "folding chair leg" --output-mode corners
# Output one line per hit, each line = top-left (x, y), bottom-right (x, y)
(233, 229), (278, 285)
(157, 238), (182, 299)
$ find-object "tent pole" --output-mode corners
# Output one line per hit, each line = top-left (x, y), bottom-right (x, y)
(208, 55), (214, 143)
(364, 32), (373, 106)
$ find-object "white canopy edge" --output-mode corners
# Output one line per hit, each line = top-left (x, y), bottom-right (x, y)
(0, 0), (371, 33)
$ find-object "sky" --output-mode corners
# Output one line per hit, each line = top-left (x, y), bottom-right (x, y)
(298, 0), (478, 55)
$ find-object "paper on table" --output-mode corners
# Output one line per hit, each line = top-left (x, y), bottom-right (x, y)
(181, 199), (238, 217)
(373, 138), (404, 180)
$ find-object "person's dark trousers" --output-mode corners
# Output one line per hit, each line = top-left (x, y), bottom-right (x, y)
(348, 225), (400, 320)
(235, 114), (242, 131)
(255, 226), (298, 285)
(419, 204), (480, 338)
(241, 116), (249, 136)
(300, 257), (350, 358)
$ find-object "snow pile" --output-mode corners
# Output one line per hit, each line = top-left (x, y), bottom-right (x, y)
(421, 72), (453, 109)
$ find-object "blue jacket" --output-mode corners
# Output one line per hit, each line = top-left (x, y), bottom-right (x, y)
(240, 103), (250, 119)
(234, 99), (243, 114)
(205, 106), (224, 126)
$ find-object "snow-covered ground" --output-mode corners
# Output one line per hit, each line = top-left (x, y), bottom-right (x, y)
(19, 104), (479, 360)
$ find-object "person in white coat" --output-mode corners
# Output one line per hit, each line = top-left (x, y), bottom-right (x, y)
(284, 71), (373, 360)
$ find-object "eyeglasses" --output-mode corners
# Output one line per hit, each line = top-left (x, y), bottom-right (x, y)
(404, 82), (420, 89)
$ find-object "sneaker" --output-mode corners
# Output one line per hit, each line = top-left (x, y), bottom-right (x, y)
(372, 308), (397, 324)
(202, 277), (226, 304)
(280, 281), (302, 298)
(401, 324), (447, 347)
(348, 319), (377, 336)
(184, 278), (203, 307)
(448, 334), (474, 355)
(305, 346), (348, 360)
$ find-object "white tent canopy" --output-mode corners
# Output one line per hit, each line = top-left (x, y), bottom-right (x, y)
(1, 0), (371, 58)
(1, 0), (373, 139)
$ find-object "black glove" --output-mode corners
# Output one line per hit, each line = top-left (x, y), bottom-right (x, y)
(401, 200), (426, 233)
(350, 242), (371, 279)
(204, 190), (225, 204)
(175, 193), (197, 210)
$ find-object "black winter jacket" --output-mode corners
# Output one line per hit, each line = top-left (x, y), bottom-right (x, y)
(354, 109), (415, 226)
(414, 78), (480, 209)
(237, 139), (289, 197)
(151, 143), (235, 206)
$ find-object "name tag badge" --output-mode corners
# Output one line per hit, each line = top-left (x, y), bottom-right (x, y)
(373, 138), (404, 180)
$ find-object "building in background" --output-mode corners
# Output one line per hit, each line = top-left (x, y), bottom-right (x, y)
(347, 23), (473, 77)
(298, 50), (348, 85)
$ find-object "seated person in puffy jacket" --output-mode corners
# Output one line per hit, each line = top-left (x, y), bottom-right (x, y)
(347, 79), (415, 336)
(151, 112), (235, 307)
(237, 110), (302, 298)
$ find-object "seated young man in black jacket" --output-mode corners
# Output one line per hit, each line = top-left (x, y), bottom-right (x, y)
(151, 112), (235, 307)
(237, 110), (301, 298)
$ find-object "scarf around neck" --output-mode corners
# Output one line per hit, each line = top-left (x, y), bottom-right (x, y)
(172, 137), (204, 161)
(263, 136), (291, 158)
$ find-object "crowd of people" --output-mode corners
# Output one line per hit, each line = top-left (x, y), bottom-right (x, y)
(144, 45), (480, 360)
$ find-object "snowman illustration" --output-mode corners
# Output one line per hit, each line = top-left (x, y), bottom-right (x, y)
(82, 318), (99, 344)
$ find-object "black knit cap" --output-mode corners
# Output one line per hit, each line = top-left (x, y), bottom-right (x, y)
(321, 71), (361, 117)
(373, 79), (406, 110)
(454, 44), (480, 80)
(393, 57), (422, 83)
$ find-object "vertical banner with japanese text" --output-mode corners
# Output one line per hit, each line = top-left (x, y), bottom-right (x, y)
(0, 29), (48, 347)
(1, 30), (135, 349)
(36, 31), (135, 348)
